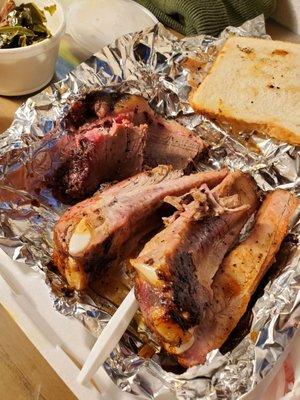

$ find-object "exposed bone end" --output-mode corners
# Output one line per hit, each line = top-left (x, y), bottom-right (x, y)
(131, 260), (160, 285)
(69, 218), (92, 256)
(164, 335), (195, 355)
(151, 307), (193, 350)
(65, 257), (89, 290)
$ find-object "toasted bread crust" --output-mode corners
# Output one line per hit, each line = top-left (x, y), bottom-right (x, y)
(190, 104), (300, 145)
(190, 37), (300, 145)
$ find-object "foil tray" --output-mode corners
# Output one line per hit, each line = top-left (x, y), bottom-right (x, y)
(0, 15), (299, 400)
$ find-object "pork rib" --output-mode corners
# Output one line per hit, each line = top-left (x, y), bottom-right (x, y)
(50, 93), (205, 202)
(178, 189), (297, 367)
(133, 171), (258, 354)
(53, 167), (228, 290)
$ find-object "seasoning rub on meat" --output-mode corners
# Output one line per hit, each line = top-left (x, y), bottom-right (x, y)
(132, 171), (258, 355)
(53, 166), (228, 290)
(178, 189), (297, 367)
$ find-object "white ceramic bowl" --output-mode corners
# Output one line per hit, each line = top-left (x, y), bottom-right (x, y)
(0, 0), (65, 96)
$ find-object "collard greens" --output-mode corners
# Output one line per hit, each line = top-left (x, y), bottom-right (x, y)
(0, 1), (53, 48)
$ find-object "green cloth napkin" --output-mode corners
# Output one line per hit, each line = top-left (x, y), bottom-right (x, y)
(135, 0), (276, 36)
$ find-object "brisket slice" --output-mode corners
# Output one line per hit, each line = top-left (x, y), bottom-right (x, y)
(132, 171), (258, 356)
(52, 119), (147, 201)
(52, 167), (228, 290)
(98, 93), (205, 170)
(178, 189), (297, 367)
(49, 92), (205, 202)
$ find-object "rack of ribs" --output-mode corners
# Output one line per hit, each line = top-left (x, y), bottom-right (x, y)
(177, 189), (297, 367)
(52, 166), (228, 290)
(132, 171), (259, 356)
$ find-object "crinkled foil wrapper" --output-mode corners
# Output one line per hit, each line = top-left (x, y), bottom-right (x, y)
(0, 15), (300, 399)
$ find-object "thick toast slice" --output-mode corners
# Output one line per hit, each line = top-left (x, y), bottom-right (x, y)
(190, 36), (300, 145)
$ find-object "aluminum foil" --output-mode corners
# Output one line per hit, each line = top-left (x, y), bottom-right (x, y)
(0, 14), (300, 400)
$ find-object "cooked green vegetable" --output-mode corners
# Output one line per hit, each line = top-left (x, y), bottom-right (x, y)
(0, 0), (54, 48)
(44, 4), (56, 16)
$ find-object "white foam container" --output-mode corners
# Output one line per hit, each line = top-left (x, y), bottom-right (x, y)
(0, 0), (65, 96)
(66, 0), (158, 58)
(0, 249), (174, 399)
(1, 246), (298, 399)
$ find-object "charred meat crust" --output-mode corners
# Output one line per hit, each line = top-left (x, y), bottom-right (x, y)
(64, 91), (121, 129)
(51, 143), (92, 201)
(50, 121), (147, 202)
(133, 171), (259, 352)
(153, 214), (244, 333)
(170, 217), (230, 330)
(168, 251), (208, 330)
